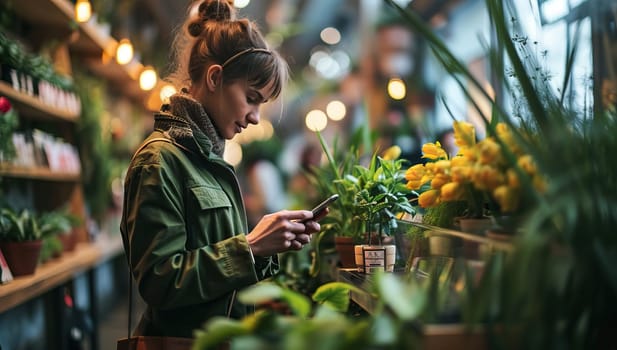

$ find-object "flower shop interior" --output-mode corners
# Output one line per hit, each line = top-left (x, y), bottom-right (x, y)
(1, 0), (616, 349)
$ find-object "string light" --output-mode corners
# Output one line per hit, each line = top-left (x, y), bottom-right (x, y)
(75, 0), (92, 23)
(305, 109), (328, 132)
(116, 39), (134, 65)
(139, 66), (157, 91)
(387, 78), (406, 100)
(326, 100), (346, 121)
(159, 84), (177, 103)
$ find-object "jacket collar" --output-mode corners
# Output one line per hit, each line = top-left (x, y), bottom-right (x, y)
(153, 94), (225, 160)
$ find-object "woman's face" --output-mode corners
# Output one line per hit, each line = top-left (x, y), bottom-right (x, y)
(207, 79), (275, 140)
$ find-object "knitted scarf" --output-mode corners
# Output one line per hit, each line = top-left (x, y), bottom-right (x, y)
(165, 91), (226, 157)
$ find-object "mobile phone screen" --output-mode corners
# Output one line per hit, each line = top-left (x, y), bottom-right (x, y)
(310, 194), (339, 217)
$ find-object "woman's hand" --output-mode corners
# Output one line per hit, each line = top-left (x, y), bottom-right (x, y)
(246, 209), (323, 257)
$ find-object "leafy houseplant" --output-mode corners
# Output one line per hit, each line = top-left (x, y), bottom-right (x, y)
(0, 207), (44, 276)
(344, 147), (416, 273)
(306, 128), (372, 269)
(192, 275), (438, 350)
(38, 209), (80, 256)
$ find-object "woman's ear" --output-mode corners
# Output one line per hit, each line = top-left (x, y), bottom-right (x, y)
(205, 65), (223, 92)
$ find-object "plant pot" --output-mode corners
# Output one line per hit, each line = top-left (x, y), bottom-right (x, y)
(334, 236), (356, 268)
(354, 244), (396, 273)
(0, 240), (43, 277)
(458, 216), (492, 235)
(59, 230), (77, 252)
(490, 214), (524, 235)
(426, 231), (454, 256)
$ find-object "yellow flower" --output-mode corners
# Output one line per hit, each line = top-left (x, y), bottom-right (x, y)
(450, 155), (472, 183)
(418, 189), (440, 208)
(422, 142), (447, 160)
(440, 182), (465, 202)
(381, 145), (402, 160)
(453, 121), (476, 149)
(506, 168), (520, 188)
(496, 123), (522, 155)
(477, 138), (503, 165)
(405, 164), (427, 190)
(517, 154), (536, 175)
(472, 164), (505, 191)
(493, 185), (519, 213)
(434, 160), (451, 173)
(431, 173), (450, 190)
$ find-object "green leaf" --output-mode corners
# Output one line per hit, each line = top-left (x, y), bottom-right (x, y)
(238, 282), (284, 304)
(311, 282), (360, 313)
(375, 273), (426, 321)
(193, 317), (251, 349)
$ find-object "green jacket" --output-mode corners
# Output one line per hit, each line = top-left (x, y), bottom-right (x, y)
(120, 109), (275, 338)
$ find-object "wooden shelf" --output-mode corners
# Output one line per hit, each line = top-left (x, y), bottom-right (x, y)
(0, 234), (124, 313)
(7, 0), (151, 107)
(399, 220), (515, 252)
(0, 165), (80, 182)
(0, 81), (79, 122)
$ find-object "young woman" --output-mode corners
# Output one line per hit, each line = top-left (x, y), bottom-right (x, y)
(120, 0), (322, 338)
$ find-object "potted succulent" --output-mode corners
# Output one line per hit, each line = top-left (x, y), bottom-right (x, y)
(0, 207), (44, 276)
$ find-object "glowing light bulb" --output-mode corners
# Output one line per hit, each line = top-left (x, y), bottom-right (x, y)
(305, 109), (328, 132)
(387, 78), (406, 100)
(326, 100), (346, 121)
(139, 66), (157, 91)
(116, 39), (134, 65)
(159, 84), (177, 103)
(75, 0), (92, 23)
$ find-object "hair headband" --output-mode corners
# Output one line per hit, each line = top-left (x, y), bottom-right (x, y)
(221, 48), (272, 67)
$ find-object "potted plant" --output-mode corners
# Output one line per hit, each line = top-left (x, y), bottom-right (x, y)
(0, 207), (44, 276)
(306, 128), (371, 269)
(37, 209), (80, 262)
(349, 147), (416, 273)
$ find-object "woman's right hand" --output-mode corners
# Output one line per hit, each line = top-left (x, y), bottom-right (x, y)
(246, 210), (320, 256)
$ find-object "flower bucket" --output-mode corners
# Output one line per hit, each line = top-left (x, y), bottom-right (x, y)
(354, 244), (396, 273)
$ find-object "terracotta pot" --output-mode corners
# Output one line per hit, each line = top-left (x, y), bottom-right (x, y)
(334, 236), (356, 268)
(0, 240), (43, 277)
(59, 231), (77, 252)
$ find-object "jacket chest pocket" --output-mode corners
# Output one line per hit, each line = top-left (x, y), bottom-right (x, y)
(186, 186), (233, 248)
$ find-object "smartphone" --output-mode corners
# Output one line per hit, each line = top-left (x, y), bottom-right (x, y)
(309, 194), (339, 218)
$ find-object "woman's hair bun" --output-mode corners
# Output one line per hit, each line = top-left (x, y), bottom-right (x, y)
(199, 0), (235, 22)
(187, 0), (235, 37)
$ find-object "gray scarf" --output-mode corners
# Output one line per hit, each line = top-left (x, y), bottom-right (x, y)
(166, 91), (226, 156)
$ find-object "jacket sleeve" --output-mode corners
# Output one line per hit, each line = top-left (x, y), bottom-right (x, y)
(122, 157), (260, 310)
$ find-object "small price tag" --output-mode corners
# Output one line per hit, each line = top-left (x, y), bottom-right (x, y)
(363, 247), (386, 274)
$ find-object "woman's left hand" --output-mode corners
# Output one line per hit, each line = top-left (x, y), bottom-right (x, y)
(246, 210), (322, 256)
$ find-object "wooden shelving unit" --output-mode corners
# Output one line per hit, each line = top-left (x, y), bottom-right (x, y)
(7, 0), (153, 108)
(0, 81), (79, 122)
(0, 234), (123, 313)
(0, 165), (80, 182)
